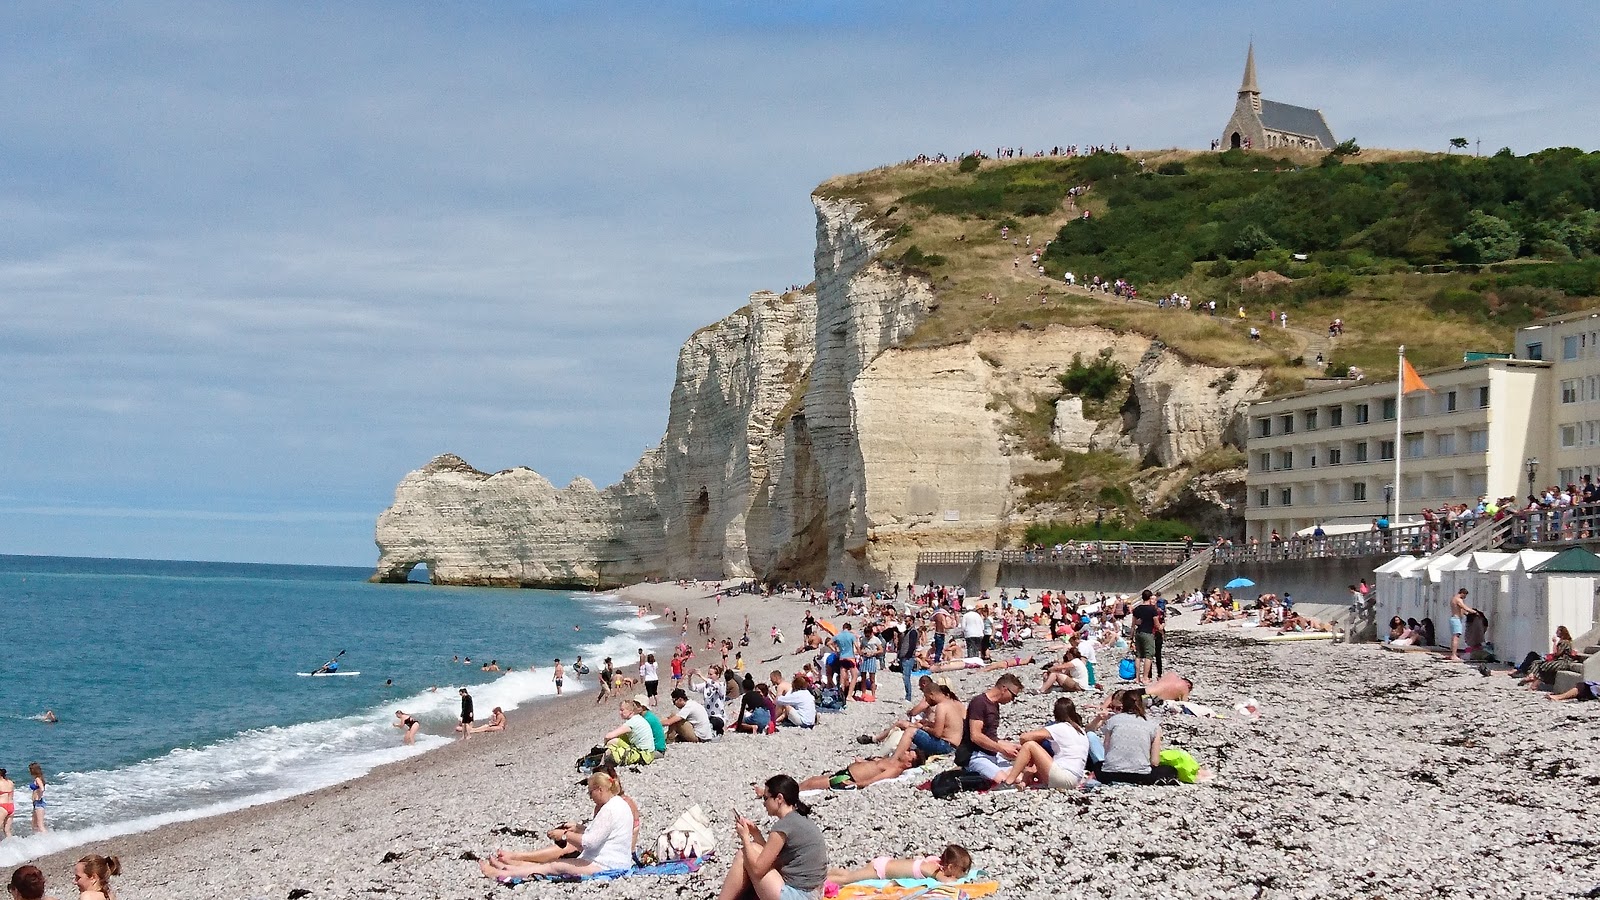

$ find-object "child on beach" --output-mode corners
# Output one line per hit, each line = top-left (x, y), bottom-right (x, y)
(827, 844), (972, 886)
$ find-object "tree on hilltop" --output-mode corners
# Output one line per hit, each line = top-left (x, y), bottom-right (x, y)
(1449, 137), (1469, 153)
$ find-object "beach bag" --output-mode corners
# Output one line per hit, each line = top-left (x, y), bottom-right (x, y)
(1159, 748), (1200, 784)
(656, 805), (715, 860)
(575, 745), (606, 774)
(818, 686), (846, 711)
(1118, 657), (1137, 680)
(931, 769), (993, 799)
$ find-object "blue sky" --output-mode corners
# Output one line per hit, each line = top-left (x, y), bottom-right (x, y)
(2, 2), (1595, 566)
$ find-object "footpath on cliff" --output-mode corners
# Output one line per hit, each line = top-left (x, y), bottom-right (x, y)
(51, 581), (1600, 900)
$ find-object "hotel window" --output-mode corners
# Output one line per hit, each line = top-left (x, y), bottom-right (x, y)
(1280, 414), (1295, 435)
(1258, 452), (1272, 472)
(1304, 410), (1318, 431)
(1328, 406), (1343, 427)
(1466, 429), (1488, 453)
(1381, 398), (1397, 420)
(1327, 446), (1343, 465)
(1303, 485), (1316, 504)
(1562, 424), (1580, 449)
(1256, 417), (1272, 437)
(1562, 379), (1579, 404)
(1278, 450), (1293, 470)
(1351, 482), (1367, 501)
(1466, 473), (1488, 496)
(1280, 487), (1293, 506)
(1353, 442), (1369, 463)
(1403, 433), (1425, 458)
(1432, 474), (1455, 497)
(1525, 341), (1543, 360)
(1435, 433), (1456, 455)
(1379, 440), (1396, 461)
(1444, 390), (1457, 413)
(1403, 477), (1424, 500)
(1354, 403), (1370, 424)
(1257, 489), (1270, 508)
(1590, 376), (1599, 402)
(1564, 335), (1580, 360)
(1477, 386), (1490, 408)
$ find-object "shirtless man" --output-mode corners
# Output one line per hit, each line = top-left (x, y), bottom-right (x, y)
(1142, 672), (1194, 702)
(554, 658), (566, 695)
(890, 682), (964, 758)
(1444, 588), (1478, 661)
(798, 746), (926, 792)
(931, 607), (956, 663)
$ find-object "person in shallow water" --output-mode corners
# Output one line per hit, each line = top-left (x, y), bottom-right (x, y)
(393, 710), (421, 744)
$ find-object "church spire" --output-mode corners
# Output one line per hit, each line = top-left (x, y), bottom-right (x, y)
(1238, 42), (1259, 96)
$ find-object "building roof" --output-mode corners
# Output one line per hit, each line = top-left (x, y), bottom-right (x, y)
(1246, 357), (1550, 407)
(1259, 99), (1337, 148)
(1239, 43), (1259, 94)
(1529, 547), (1600, 573)
(1522, 308), (1600, 329)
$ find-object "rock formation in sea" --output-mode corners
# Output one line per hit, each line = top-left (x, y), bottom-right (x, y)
(374, 197), (1262, 588)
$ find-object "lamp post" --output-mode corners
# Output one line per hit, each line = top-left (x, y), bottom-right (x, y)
(1526, 457), (1541, 543)
(1526, 457), (1539, 498)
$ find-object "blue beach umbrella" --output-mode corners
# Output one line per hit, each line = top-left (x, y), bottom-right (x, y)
(1224, 577), (1255, 589)
(1010, 598), (1028, 610)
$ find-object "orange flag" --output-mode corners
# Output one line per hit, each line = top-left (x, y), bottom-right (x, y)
(1400, 358), (1432, 394)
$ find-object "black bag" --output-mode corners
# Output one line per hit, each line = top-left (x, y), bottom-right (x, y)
(930, 769), (994, 799)
(575, 745), (606, 773)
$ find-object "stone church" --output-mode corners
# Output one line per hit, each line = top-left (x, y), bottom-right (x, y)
(1219, 44), (1336, 151)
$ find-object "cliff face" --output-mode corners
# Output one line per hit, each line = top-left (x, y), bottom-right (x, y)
(374, 198), (1262, 587)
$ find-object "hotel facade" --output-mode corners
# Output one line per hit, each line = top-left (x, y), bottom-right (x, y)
(1243, 310), (1600, 542)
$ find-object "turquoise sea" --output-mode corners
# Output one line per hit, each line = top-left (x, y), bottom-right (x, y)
(0, 555), (653, 865)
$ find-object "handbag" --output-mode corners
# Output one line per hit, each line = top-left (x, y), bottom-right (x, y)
(656, 805), (716, 860)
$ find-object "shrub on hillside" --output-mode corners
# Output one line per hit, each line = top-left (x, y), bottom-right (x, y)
(1023, 518), (1206, 545)
(1451, 210), (1522, 263)
(958, 154), (981, 173)
(1156, 161), (1187, 176)
(1059, 351), (1124, 401)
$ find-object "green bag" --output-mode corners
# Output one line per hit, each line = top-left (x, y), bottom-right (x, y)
(1159, 748), (1200, 783)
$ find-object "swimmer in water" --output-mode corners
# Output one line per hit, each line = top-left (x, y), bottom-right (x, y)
(38, 711), (57, 724)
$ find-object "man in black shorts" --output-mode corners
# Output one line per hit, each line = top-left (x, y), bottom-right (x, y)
(1130, 590), (1160, 685)
(459, 687), (474, 741)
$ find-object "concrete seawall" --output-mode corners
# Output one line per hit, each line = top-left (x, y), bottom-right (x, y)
(914, 559), (1173, 594)
(1203, 556), (1387, 605)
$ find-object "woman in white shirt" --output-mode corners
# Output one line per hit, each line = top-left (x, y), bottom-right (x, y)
(480, 772), (636, 879)
(997, 697), (1090, 790)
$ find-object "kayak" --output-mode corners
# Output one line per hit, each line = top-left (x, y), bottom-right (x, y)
(297, 671), (362, 677)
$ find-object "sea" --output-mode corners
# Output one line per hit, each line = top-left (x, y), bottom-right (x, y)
(0, 555), (656, 866)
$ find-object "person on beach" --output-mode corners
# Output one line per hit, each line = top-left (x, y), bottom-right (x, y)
(774, 674), (817, 728)
(393, 710), (421, 744)
(827, 844), (972, 887)
(633, 694), (668, 754)
(1131, 591), (1159, 684)
(887, 681), (963, 758)
(72, 856), (118, 900)
(456, 689), (474, 741)
(735, 682), (780, 734)
(662, 688), (714, 742)
(1040, 648), (1088, 693)
(961, 674), (1024, 783)
(602, 700), (656, 766)
(480, 772), (635, 880)
(998, 697), (1090, 790)
(719, 775), (828, 900)
(1443, 589), (1478, 661)
(26, 765), (44, 834)
(798, 746), (926, 791)
(469, 707), (507, 734)
(597, 658), (615, 704)
(6, 865), (51, 900)
(554, 659), (565, 696)
(1097, 691), (1180, 785)
(0, 769), (14, 839)
(483, 768), (641, 871)
(1547, 680), (1600, 702)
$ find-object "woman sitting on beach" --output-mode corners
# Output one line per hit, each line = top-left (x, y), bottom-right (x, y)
(826, 844), (973, 887)
(479, 772), (635, 881)
(719, 775), (828, 900)
(469, 707), (507, 734)
(602, 700), (656, 766)
(1096, 691), (1180, 785)
(735, 683), (780, 734)
(1040, 649), (1088, 693)
(1519, 626), (1579, 689)
(483, 766), (641, 870)
(997, 697), (1090, 790)
(1385, 616), (1407, 644)
(6, 865), (52, 900)
(72, 856), (119, 900)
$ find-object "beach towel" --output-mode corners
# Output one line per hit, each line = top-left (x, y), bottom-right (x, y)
(496, 856), (704, 885)
(834, 878), (1000, 899)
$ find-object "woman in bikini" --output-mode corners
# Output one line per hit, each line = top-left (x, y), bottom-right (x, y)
(827, 844), (973, 886)
(27, 764), (45, 834)
(392, 711), (421, 745)
(469, 707), (507, 734)
(0, 768), (14, 839)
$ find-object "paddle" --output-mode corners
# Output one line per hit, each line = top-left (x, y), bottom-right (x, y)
(312, 649), (346, 673)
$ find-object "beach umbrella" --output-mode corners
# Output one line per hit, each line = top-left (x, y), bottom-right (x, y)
(817, 620), (839, 636)
(1224, 577), (1255, 589)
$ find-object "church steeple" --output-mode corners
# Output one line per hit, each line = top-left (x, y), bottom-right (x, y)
(1238, 43), (1261, 113)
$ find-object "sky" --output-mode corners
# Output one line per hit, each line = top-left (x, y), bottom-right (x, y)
(2, 2), (1596, 567)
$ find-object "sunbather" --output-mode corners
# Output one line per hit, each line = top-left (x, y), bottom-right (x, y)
(826, 844), (973, 886)
(478, 772), (635, 879)
(483, 767), (642, 868)
(1040, 649), (1088, 693)
(997, 697), (1090, 790)
(469, 707), (507, 734)
(927, 655), (1033, 674)
(797, 746), (926, 791)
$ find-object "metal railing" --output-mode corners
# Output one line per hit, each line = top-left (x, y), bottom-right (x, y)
(917, 542), (1200, 569)
(1211, 524), (1433, 562)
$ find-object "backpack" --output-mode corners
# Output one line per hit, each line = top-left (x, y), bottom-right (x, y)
(575, 745), (606, 774)
(818, 687), (846, 711)
(931, 769), (994, 799)
(1118, 657), (1137, 680)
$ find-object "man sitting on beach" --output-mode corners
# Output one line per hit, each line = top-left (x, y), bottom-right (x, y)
(887, 681), (963, 758)
(961, 673), (1023, 783)
(798, 746), (927, 791)
(662, 688), (715, 743)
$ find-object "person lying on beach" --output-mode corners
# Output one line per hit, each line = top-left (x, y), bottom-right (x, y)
(479, 772), (635, 880)
(1547, 680), (1599, 702)
(926, 655), (1033, 674)
(1278, 612), (1333, 634)
(469, 707), (507, 734)
(797, 746), (927, 791)
(1138, 673), (1194, 703)
(393, 710), (421, 744)
(997, 697), (1090, 790)
(826, 844), (973, 886)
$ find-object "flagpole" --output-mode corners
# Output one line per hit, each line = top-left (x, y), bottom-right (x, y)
(1394, 345), (1404, 527)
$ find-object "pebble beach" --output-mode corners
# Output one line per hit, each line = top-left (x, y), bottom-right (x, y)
(27, 582), (1600, 900)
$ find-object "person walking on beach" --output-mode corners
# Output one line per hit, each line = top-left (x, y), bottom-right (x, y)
(458, 688), (475, 741)
(26, 763), (45, 834)
(597, 658), (615, 704)
(640, 653), (660, 707)
(0, 767), (14, 839)
(554, 659), (566, 696)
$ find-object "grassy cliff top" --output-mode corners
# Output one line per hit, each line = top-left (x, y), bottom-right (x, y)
(818, 146), (1600, 388)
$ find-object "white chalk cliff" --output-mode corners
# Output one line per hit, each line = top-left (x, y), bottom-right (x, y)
(374, 197), (1262, 587)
